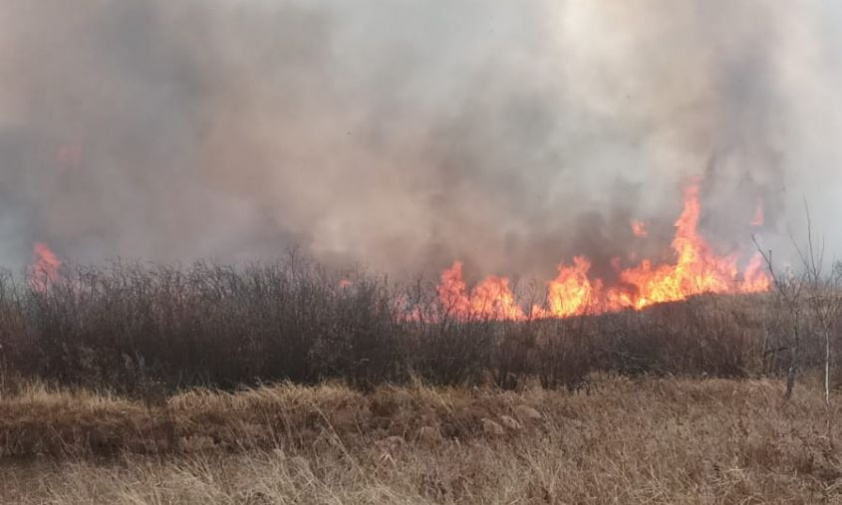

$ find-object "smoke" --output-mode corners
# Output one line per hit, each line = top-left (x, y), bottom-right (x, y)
(0, 0), (840, 279)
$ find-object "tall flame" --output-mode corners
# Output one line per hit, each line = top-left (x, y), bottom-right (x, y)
(439, 262), (525, 320)
(31, 242), (61, 293)
(439, 184), (771, 321)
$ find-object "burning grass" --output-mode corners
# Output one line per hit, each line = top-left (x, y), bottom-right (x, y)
(10, 181), (829, 396)
(0, 257), (794, 395)
(436, 183), (770, 321)
(0, 249), (834, 396)
(2, 376), (842, 503)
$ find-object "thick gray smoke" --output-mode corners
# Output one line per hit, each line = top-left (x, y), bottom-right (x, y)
(1, 0), (840, 279)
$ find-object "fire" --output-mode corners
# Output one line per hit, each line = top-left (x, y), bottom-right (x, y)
(438, 184), (771, 320)
(631, 220), (648, 237)
(545, 256), (602, 318)
(742, 254), (772, 293)
(438, 262), (525, 320)
(30, 242), (61, 293)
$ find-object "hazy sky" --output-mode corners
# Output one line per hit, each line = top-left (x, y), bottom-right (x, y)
(0, 1), (840, 279)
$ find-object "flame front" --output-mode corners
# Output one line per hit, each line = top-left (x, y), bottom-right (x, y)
(439, 184), (771, 320)
(439, 262), (525, 320)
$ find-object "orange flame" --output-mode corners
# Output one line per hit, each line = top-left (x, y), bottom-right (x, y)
(545, 256), (602, 318)
(631, 220), (648, 237)
(438, 184), (771, 321)
(438, 262), (525, 320)
(741, 254), (772, 293)
(31, 243), (61, 293)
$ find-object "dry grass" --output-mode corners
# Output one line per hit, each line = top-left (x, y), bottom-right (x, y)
(3, 376), (842, 504)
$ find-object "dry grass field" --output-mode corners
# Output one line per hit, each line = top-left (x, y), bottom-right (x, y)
(2, 375), (842, 504)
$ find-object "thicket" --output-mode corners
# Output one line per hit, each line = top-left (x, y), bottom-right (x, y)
(0, 252), (838, 396)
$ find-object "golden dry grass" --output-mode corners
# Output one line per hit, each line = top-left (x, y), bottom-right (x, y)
(2, 376), (842, 504)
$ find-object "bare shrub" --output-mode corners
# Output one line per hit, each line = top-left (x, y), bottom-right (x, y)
(756, 207), (842, 401)
(0, 250), (813, 395)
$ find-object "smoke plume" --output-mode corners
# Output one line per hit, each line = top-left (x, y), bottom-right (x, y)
(1, 0), (840, 279)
